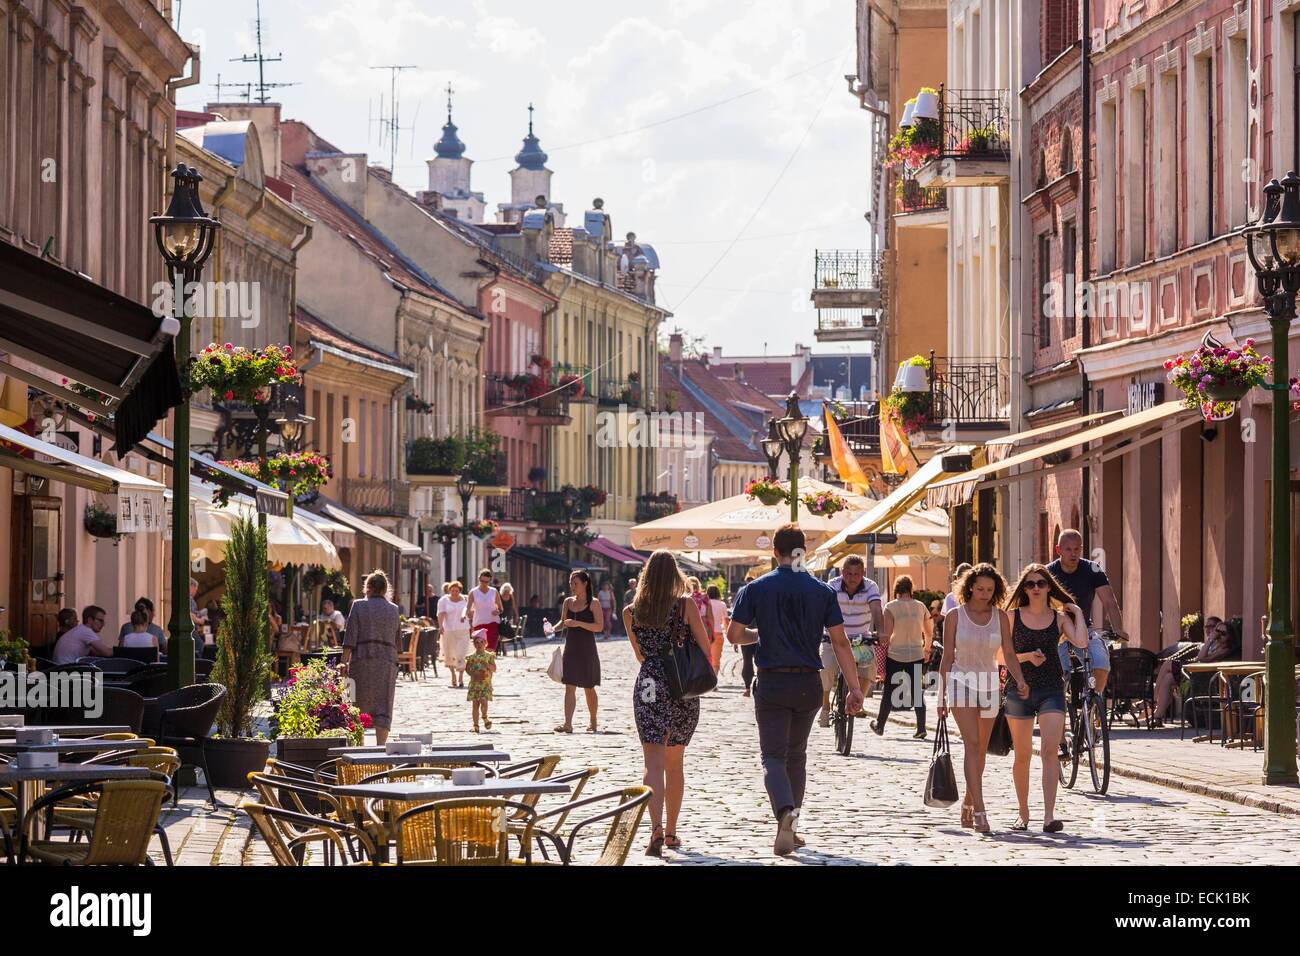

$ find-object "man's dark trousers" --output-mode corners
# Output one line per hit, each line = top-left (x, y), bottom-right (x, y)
(753, 670), (822, 819)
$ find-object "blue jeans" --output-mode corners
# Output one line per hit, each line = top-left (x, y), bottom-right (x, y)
(1004, 683), (1066, 718)
(1058, 633), (1111, 673)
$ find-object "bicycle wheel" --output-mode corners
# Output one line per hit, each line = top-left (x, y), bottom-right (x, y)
(834, 674), (853, 756)
(1066, 701), (1084, 789)
(1059, 692), (1079, 788)
(1085, 693), (1111, 794)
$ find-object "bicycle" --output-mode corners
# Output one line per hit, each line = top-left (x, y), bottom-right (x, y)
(829, 633), (876, 757)
(1059, 636), (1111, 794)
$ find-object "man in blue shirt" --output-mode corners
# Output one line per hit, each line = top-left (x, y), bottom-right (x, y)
(728, 524), (862, 856)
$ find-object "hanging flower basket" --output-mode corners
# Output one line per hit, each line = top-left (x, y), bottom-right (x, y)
(578, 484), (607, 507)
(219, 451), (332, 499)
(800, 489), (849, 517)
(883, 389), (934, 435)
(190, 343), (300, 404)
(744, 478), (788, 507)
(467, 519), (498, 540)
(83, 502), (123, 543)
(557, 374), (585, 398)
(1166, 338), (1271, 420)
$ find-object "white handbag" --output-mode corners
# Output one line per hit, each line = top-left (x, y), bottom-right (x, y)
(547, 645), (565, 683)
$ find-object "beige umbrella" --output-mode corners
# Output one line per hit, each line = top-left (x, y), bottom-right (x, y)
(630, 478), (875, 553)
(808, 506), (950, 571)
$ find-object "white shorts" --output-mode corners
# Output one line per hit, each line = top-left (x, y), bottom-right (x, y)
(946, 671), (1000, 717)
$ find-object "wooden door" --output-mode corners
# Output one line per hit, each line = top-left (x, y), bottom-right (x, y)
(10, 494), (63, 650)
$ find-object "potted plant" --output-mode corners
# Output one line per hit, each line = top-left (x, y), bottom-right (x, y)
(744, 478), (789, 507)
(800, 489), (849, 517)
(83, 502), (123, 543)
(883, 388), (934, 435)
(405, 395), (435, 414)
(557, 373), (585, 398)
(1181, 613), (1204, 644)
(528, 465), (548, 486)
(0, 630), (28, 670)
(272, 658), (372, 770)
(189, 343), (300, 404)
(1165, 337), (1272, 420)
(205, 516), (274, 789)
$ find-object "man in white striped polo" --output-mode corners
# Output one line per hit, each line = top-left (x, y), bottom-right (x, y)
(819, 555), (883, 727)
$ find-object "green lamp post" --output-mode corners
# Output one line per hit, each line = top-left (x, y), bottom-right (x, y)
(151, 164), (220, 693)
(774, 392), (809, 523)
(456, 474), (478, 585)
(761, 417), (784, 482)
(1240, 171), (1300, 786)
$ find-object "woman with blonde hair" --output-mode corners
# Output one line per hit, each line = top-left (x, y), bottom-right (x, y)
(438, 580), (472, 688)
(623, 551), (713, 855)
(340, 570), (402, 745)
(1003, 564), (1088, 832)
(937, 563), (1029, 833)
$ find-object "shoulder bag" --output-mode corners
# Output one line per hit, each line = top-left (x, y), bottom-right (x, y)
(923, 715), (960, 807)
(986, 702), (1012, 756)
(662, 599), (717, 700)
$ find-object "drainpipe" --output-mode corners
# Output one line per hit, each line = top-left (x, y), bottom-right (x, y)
(165, 44), (201, 174)
(1080, 0), (1094, 554)
(288, 223), (313, 360)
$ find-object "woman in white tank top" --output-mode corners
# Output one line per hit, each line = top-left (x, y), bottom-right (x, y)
(937, 564), (1029, 834)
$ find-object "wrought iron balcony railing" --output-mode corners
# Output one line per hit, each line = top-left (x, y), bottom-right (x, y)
(895, 176), (947, 215)
(483, 489), (592, 524)
(821, 402), (881, 458)
(937, 87), (1011, 158)
(927, 354), (1010, 427)
(342, 477), (412, 517)
(597, 378), (653, 409)
(636, 492), (679, 523)
(484, 374), (571, 419)
(815, 308), (880, 337)
(813, 250), (883, 292)
(552, 363), (594, 400)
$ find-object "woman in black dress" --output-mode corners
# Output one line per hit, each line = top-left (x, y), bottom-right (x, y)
(622, 551), (713, 856)
(556, 570), (604, 734)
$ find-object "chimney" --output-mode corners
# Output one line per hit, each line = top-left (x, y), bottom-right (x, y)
(711, 346), (722, 364)
(209, 102), (283, 176)
(669, 333), (683, 364)
(307, 151), (369, 215)
(733, 363), (745, 383)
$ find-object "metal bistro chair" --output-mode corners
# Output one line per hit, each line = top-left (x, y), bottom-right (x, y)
(1108, 648), (1158, 729)
(497, 619), (527, 657)
(509, 766), (599, 860)
(1231, 671), (1265, 752)
(241, 801), (381, 867)
(417, 626), (440, 677)
(20, 779), (167, 866)
(393, 797), (537, 866)
(398, 625), (422, 681)
(518, 786), (652, 867)
(142, 683), (227, 806)
(1181, 670), (1221, 740)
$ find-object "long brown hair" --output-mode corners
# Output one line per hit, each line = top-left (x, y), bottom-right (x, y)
(632, 550), (688, 628)
(957, 563), (1006, 607)
(1004, 563), (1075, 610)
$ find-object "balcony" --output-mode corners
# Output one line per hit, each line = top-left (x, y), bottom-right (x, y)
(483, 489), (593, 525)
(815, 307), (881, 344)
(552, 363), (595, 402)
(928, 356), (1010, 428)
(894, 175), (947, 228)
(597, 378), (654, 409)
(635, 492), (679, 523)
(342, 477), (412, 517)
(818, 402), (881, 460)
(915, 87), (1011, 189)
(810, 249), (883, 310)
(484, 374), (571, 425)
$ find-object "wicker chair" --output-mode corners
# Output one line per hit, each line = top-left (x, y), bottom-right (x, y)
(142, 682), (227, 806)
(393, 797), (537, 866)
(52, 757), (177, 865)
(84, 687), (146, 735)
(1107, 648), (1158, 729)
(20, 779), (167, 865)
(241, 801), (381, 866)
(509, 766), (598, 859)
(398, 626), (421, 681)
(518, 786), (651, 866)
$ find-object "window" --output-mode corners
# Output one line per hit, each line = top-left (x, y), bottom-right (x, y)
(1038, 233), (1053, 348)
(1059, 126), (1074, 173)
(1226, 32), (1249, 227)
(1062, 220), (1077, 339)
(1098, 97), (1118, 272)
(1155, 68), (1179, 256)
(1188, 51), (1215, 244)
(1126, 85), (1149, 266)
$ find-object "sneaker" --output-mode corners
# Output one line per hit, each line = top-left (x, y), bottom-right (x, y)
(774, 809), (799, 856)
(817, 710), (830, 728)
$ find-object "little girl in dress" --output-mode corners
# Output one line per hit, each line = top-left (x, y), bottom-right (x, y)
(464, 630), (497, 732)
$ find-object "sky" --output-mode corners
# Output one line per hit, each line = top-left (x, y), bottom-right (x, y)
(174, 0), (873, 356)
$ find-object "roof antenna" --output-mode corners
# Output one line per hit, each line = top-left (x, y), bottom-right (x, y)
(229, 0), (301, 104)
(370, 65), (420, 173)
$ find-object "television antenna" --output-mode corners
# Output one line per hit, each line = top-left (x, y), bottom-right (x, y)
(212, 73), (254, 103)
(229, 0), (300, 104)
(369, 65), (420, 173)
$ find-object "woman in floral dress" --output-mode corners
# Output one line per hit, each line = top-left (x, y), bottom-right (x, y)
(623, 551), (714, 856)
(464, 631), (496, 732)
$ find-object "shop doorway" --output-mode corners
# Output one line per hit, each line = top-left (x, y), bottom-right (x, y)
(9, 493), (63, 650)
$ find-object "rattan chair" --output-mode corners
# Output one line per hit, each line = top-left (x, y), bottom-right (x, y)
(509, 766), (598, 859)
(241, 801), (381, 866)
(393, 797), (537, 866)
(518, 786), (651, 866)
(52, 758), (177, 865)
(398, 626), (421, 681)
(21, 779), (167, 865)
(142, 682), (226, 806)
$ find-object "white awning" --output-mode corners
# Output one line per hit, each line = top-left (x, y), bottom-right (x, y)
(296, 508), (358, 550)
(0, 420), (165, 532)
(172, 483), (342, 569)
(321, 502), (422, 557)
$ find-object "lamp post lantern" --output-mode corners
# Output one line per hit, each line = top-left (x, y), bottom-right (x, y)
(1240, 171), (1300, 786)
(456, 474), (478, 587)
(151, 164), (220, 693)
(774, 392), (809, 523)
(561, 490), (577, 562)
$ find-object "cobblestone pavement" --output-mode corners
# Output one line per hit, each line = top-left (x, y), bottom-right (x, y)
(167, 636), (1300, 865)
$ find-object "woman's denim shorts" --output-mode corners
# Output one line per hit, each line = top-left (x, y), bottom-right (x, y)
(1004, 684), (1066, 719)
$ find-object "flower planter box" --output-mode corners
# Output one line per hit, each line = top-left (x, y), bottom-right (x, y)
(203, 737), (272, 790)
(274, 735), (340, 772)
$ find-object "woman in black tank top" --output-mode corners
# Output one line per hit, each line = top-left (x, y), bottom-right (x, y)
(1003, 564), (1088, 834)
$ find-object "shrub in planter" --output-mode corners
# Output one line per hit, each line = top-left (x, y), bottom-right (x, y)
(83, 502), (123, 543)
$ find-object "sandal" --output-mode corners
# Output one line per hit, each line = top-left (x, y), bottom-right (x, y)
(961, 803), (974, 828)
(483, 718), (492, 729)
(972, 810), (991, 834)
(554, 724), (573, 733)
(587, 724), (598, 734)
(664, 833), (681, 849)
(646, 828), (664, 857)
(1010, 818), (1029, 831)
(1043, 819), (1065, 834)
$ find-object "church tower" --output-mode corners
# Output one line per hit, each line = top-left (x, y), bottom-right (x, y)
(422, 85), (486, 222)
(497, 104), (565, 226)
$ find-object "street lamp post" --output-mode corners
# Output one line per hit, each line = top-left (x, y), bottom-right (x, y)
(561, 490), (577, 563)
(774, 392), (809, 523)
(456, 475), (477, 586)
(151, 165), (219, 693)
(761, 417), (784, 482)
(1240, 172), (1300, 786)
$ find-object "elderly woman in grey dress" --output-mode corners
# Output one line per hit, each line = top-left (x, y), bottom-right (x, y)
(340, 570), (402, 744)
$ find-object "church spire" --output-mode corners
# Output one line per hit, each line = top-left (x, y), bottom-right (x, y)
(434, 82), (466, 159)
(514, 102), (548, 170)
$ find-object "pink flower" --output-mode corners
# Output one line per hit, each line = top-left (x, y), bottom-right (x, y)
(1163, 360), (1173, 370)
(224, 343), (234, 351)
(1245, 338), (1255, 348)
(224, 390), (235, 400)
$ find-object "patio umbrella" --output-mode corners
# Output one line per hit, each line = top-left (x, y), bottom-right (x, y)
(629, 478), (875, 553)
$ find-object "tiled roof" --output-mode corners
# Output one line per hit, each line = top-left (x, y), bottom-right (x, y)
(727, 360), (794, 397)
(662, 357), (784, 463)
(296, 305), (409, 369)
(280, 164), (468, 311)
(548, 228), (574, 265)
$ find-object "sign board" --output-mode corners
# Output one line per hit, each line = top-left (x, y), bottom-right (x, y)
(845, 532), (899, 546)
(1127, 381), (1165, 417)
(490, 530), (515, 551)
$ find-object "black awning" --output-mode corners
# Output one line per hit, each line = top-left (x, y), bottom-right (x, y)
(0, 242), (181, 451)
(509, 546), (603, 574)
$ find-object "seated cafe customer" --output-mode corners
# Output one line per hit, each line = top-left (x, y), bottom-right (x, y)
(119, 608), (161, 662)
(1152, 616), (1239, 725)
(52, 605), (115, 664)
(118, 597), (166, 644)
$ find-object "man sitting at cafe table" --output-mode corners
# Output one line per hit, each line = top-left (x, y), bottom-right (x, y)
(52, 605), (115, 664)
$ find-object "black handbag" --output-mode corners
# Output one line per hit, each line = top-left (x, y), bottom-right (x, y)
(986, 703), (1012, 756)
(923, 716), (960, 807)
(661, 600), (717, 700)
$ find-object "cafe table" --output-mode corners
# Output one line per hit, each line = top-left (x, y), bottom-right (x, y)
(326, 741), (493, 757)
(0, 737), (150, 756)
(0, 762), (152, 844)
(333, 778), (569, 803)
(334, 749), (510, 769)
(0, 724), (131, 738)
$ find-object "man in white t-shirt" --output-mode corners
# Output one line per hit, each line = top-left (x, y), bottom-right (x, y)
(818, 556), (883, 727)
(322, 599), (347, 643)
(52, 605), (114, 664)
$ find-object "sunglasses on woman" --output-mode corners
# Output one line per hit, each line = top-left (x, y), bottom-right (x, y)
(1023, 579), (1049, 590)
